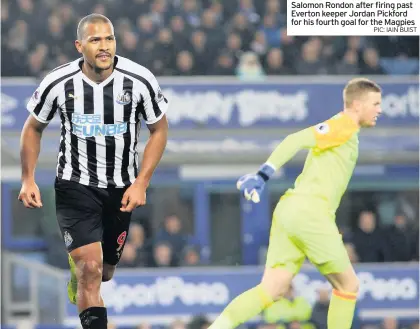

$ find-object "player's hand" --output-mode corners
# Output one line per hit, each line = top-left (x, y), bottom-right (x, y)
(120, 181), (147, 212)
(236, 174), (265, 203)
(18, 180), (43, 208)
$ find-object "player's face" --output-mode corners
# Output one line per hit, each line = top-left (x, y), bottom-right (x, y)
(358, 91), (382, 127)
(76, 22), (116, 71)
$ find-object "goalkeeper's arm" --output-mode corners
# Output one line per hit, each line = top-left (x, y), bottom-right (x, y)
(257, 128), (316, 181)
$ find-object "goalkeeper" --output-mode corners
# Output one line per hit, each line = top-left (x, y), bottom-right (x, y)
(209, 78), (382, 329)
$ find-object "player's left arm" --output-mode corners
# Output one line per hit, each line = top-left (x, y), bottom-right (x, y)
(136, 115), (168, 187)
(121, 71), (169, 212)
(135, 71), (169, 187)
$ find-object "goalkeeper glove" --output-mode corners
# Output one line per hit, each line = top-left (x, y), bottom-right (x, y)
(236, 163), (276, 203)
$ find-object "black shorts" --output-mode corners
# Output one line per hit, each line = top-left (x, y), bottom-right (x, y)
(54, 177), (132, 266)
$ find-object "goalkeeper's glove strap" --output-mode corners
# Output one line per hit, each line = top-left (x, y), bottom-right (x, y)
(257, 171), (270, 182)
(256, 163), (276, 182)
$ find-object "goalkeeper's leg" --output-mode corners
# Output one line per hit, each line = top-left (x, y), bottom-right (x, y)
(208, 267), (294, 329)
(324, 265), (359, 329)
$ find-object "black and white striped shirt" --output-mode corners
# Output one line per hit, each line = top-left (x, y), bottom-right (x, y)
(27, 55), (169, 188)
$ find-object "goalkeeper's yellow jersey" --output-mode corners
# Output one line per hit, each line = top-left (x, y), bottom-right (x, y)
(282, 112), (360, 214)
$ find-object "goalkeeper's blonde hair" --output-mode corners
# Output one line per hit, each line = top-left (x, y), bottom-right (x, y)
(343, 78), (382, 108)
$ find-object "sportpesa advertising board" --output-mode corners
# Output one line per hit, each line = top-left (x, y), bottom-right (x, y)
(63, 264), (419, 326)
(1, 77), (418, 130)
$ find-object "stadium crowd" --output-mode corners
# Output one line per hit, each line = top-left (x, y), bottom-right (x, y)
(2, 0), (419, 78)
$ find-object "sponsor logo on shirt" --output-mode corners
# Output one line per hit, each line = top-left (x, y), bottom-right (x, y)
(72, 114), (127, 137)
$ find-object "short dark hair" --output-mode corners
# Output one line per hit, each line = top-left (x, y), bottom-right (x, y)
(77, 14), (113, 40)
(343, 78), (382, 107)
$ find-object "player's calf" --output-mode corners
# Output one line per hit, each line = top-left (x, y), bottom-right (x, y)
(325, 266), (359, 329)
(70, 242), (107, 329)
(325, 266), (360, 294)
(76, 259), (104, 309)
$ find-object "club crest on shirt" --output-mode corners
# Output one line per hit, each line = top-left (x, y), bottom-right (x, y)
(316, 122), (330, 134)
(116, 90), (132, 105)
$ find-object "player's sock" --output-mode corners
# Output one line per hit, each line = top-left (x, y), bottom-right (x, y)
(79, 306), (107, 329)
(67, 254), (77, 304)
(209, 284), (273, 329)
(327, 289), (357, 329)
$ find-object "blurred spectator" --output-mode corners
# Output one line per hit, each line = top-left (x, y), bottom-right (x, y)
(92, 3), (107, 16)
(223, 32), (244, 65)
(170, 15), (191, 51)
(175, 50), (196, 75)
(137, 15), (156, 42)
(189, 30), (213, 75)
(120, 30), (141, 61)
(259, 14), (280, 48)
(310, 287), (329, 329)
(279, 28), (300, 68)
(229, 13), (255, 50)
(238, 0), (260, 25)
(150, 28), (176, 75)
(149, 0), (169, 27)
(180, 0), (202, 28)
(265, 0), (286, 27)
(155, 214), (188, 265)
(382, 214), (412, 262)
(265, 48), (293, 75)
(181, 246), (202, 266)
(27, 43), (49, 77)
(236, 51), (265, 81)
(251, 31), (268, 57)
(346, 211), (384, 263)
(212, 51), (235, 75)
(201, 9), (225, 49)
(295, 38), (329, 75)
(150, 241), (173, 267)
(263, 284), (312, 325)
(335, 50), (360, 75)
(361, 48), (385, 74)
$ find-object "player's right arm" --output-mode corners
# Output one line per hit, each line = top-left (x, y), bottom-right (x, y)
(237, 127), (315, 202)
(19, 77), (59, 208)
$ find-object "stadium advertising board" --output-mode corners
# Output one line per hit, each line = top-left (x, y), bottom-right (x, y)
(2, 77), (418, 130)
(63, 264), (419, 325)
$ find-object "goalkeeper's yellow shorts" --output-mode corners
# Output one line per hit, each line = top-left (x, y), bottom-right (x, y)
(266, 195), (351, 275)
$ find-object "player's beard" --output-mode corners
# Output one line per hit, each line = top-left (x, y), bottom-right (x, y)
(94, 58), (113, 72)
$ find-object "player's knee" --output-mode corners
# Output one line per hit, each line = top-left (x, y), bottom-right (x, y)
(260, 280), (289, 301)
(335, 276), (360, 294)
(77, 259), (103, 287)
(102, 264), (116, 282)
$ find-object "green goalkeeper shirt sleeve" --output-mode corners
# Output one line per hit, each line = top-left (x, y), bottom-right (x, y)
(266, 128), (316, 170)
